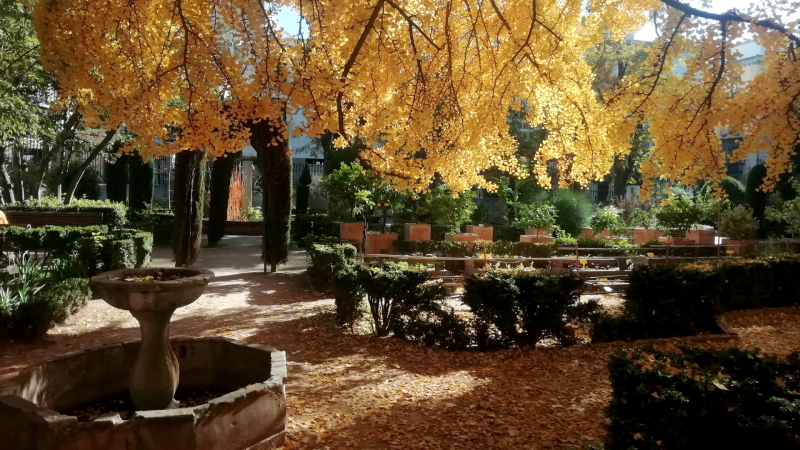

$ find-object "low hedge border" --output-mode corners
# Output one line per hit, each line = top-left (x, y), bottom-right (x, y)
(607, 345), (800, 450)
(592, 255), (800, 342)
(1, 278), (90, 339)
(305, 234), (358, 291)
(3, 203), (127, 229)
(0, 225), (153, 276)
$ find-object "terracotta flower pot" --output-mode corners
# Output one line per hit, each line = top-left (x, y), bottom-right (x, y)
(340, 222), (365, 243)
(687, 229), (715, 245)
(580, 228), (594, 238)
(465, 225), (493, 241)
(525, 228), (552, 237)
(403, 223), (431, 241)
(633, 229), (664, 245)
(365, 233), (398, 254)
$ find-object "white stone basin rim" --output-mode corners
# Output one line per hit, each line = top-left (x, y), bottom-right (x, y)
(89, 268), (214, 312)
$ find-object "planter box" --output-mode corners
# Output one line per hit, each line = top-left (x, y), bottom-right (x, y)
(525, 228), (552, 237)
(687, 229), (715, 245)
(633, 228), (664, 245)
(721, 238), (758, 255)
(365, 233), (398, 255)
(580, 228), (594, 238)
(340, 222), (365, 244)
(465, 225), (493, 241)
(657, 236), (695, 245)
(404, 223), (431, 241)
(520, 235), (555, 243)
(445, 233), (480, 242)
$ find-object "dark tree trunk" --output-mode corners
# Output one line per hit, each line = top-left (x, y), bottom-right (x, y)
(249, 120), (291, 273)
(0, 148), (15, 204)
(172, 150), (205, 267)
(64, 129), (117, 203)
(207, 151), (240, 247)
(129, 151), (155, 210)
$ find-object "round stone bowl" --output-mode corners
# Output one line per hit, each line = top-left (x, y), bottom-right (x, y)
(0, 337), (287, 450)
(89, 268), (214, 312)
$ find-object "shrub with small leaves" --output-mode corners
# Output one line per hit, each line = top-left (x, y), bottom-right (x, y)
(718, 205), (759, 240)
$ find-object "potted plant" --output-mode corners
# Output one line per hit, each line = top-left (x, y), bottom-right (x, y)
(629, 208), (663, 245)
(319, 162), (376, 245)
(685, 190), (718, 244)
(516, 202), (557, 242)
(719, 205), (759, 254)
(654, 195), (700, 245)
(427, 185), (477, 241)
(590, 206), (623, 239)
(766, 179), (800, 244)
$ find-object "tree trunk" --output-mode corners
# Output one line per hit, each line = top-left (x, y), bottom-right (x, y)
(33, 111), (80, 199)
(0, 148), (16, 204)
(129, 151), (155, 210)
(64, 129), (117, 203)
(249, 120), (291, 273)
(172, 150), (205, 267)
(207, 151), (240, 248)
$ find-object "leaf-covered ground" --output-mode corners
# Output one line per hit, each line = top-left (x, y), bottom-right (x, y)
(0, 239), (797, 449)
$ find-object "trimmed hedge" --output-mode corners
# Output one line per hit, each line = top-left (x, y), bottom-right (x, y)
(129, 207), (174, 245)
(306, 235), (358, 291)
(607, 345), (800, 450)
(592, 256), (800, 341)
(395, 240), (555, 258)
(0, 225), (153, 276)
(1, 278), (90, 339)
(464, 268), (596, 347)
(3, 200), (128, 229)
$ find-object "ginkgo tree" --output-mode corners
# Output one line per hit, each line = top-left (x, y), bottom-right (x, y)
(31, 0), (800, 266)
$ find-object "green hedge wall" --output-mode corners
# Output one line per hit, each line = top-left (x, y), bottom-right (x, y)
(129, 208), (174, 245)
(306, 235), (358, 291)
(592, 256), (800, 341)
(3, 202), (128, 229)
(0, 225), (153, 276)
(395, 240), (556, 258)
(607, 345), (800, 450)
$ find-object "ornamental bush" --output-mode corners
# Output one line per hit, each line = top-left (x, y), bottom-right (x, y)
(426, 185), (477, 233)
(129, 205), (174, 245)
(590, 205), (623, 235)
(306, 235), (358, 290)
(515, 201), (557, 232)
(718, 205), (759, 240)
(607, 345), (800, 450)
(592, 256), (800, 341)
(463, 268), (596, 347)
(394, 240), (554, 258)
(654, 195), (702, 237)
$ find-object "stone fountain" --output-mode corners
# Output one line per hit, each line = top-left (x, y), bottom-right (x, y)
(0, 268), (287, 450)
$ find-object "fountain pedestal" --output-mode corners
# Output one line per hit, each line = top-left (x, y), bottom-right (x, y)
(89, 268), (213, 410)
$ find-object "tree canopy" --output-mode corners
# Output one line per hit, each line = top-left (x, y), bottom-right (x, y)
(32, 0), (800, 193)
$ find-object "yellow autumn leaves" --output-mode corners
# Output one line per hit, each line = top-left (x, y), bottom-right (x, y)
(31, 0), (800, 193)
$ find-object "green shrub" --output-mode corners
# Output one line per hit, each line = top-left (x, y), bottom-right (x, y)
(463, 268), (595, 347)
(592, 256), (800, 341)
(332, 267), (364, 327)
(4, 197), (128, 228)
(607, 346), (800, 450)
(306, 237), (358, 290)
(515, 201), (557, 232)
(546, 189), (594, 237)
(766, 179), (800, 237)
(353, 262), (448, 337)
(590, 205), (623, 235)
(292, 214), (339, 243)
(718, 205), (759, 239)
(629, 208), (658, 229)
(9, 278), (90, 338)
(655, 195), (702, 237)
(129, 205), (174, 245)
(426, 185), (477, 233)
(393, 240), (554, 258)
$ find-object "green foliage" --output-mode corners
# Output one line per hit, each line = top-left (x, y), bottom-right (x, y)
(46, 163), (102, 200)
(766, 179), (800, 237)
(394, 240), (555, 258)
(590, 206), (623, 234)
(746, 163), (769, 223)
(426, 185), (477, 233)
(352, 262), (448, 337)
(654, 195), (701, 237)
(718, 205), (759, 240)
(332, 267), (364, 327)
(296, 164), (312, 215)
(319, 162), (381, 221)
(515, 201), (557, 231)
(463, 268), (595, 347)
(629, 208), (658, 229)
(293, 213), (339, 243)
(129, 204), (173, 245)
(5, 197), (128, 228)
(592, 256), (800, 341)
(606, 346), (800, 450)
(242, 206), (263, 221)
(721, 176), (746, 204)
(0, 252), (89, 338)
(207, 152), (238, 247)
(544, 189), (594, 237)
(306, 236), (358, 291)
(129, 153), (155, 210)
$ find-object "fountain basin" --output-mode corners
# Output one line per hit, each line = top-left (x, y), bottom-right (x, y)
(0, 337), (287, 450)
(89, 268), (214, 312)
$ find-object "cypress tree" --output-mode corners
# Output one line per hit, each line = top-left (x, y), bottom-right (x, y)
(105, 143), (129, 203)
(296, 164), (311, 214)
(128, 152), (154, 210)
(172, 150), (205, 266)
(207, 152), (240, 247)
